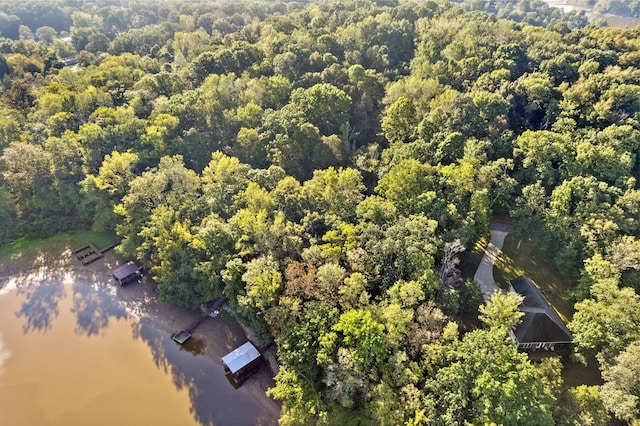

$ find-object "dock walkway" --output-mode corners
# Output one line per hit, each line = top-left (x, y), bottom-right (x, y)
(173, 297), (226, 345)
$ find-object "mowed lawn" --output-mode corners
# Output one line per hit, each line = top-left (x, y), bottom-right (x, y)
(476, 232), (603, 386)
(493, 234), (575, 323)
(460, 236), (489, 282)
(0, 229), (117, 266)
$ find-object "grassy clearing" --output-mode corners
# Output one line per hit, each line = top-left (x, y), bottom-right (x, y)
(0, 229), (117, 262)
(562, 359), (603, 388)
(493, 234), (575, 322)
(493, 234), (604, 388)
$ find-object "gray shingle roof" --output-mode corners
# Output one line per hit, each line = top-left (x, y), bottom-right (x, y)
(510, 276), (573, 344)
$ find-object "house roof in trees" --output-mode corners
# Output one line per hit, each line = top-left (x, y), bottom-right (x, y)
(510, 276), (573, 344)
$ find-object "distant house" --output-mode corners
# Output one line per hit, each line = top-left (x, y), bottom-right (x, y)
(61, 57), (78, 67)
(222, 342), (262, 385)
(112, 261), (141, 286)
(509, 276), (573, 353)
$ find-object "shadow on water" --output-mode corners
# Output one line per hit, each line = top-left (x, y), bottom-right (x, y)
(70, 283), (128, 336)
(9, 276), (278, 426)
(176, 335), (207, 356)
(15, 282), (66, 333)
(132, 319), (276, 426)
(14, 279), (128, 338)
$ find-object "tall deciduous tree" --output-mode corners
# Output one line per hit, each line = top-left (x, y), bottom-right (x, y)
(599, 340), (640, 422)
(569, 275), (640, 364)
(426, 292), (556, 425)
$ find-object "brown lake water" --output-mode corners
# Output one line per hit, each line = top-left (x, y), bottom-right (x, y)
(0, 281), (277, 426)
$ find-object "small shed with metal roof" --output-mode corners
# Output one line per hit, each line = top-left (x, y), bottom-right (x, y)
(221, 342), (262, 385)
(112, 261), (141, 286)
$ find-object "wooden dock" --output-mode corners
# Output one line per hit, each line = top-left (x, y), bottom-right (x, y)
(73, 240), (121, 266)
(173, 297), (226, 345)
(73, 244), (104, 265)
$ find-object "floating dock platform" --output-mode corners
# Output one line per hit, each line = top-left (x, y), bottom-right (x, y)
(73, 240), (120, 265)
(73, 244), (104, 265)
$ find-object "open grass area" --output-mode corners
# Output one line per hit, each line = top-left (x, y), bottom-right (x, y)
(491, 233), (604, 389)
(493, 234), (575, 322)
(0, 229), (117, 263)
(562, 358), (603, 388)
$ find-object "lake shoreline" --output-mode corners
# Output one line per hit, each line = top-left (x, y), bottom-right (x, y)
(0, 240), (282, 423)
(542, 0), (640, 27)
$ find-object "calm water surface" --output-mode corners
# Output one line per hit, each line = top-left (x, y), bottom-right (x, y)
(543, 0), (640, 27)
(0, 281), (276, 426)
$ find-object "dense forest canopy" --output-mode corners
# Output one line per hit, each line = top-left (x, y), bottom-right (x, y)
(1, 0), (640, 424)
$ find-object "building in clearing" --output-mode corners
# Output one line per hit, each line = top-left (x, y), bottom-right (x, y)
(509, 276), (573, 354)
(222, 342), (262, 385)
(112, 261), (141, 286)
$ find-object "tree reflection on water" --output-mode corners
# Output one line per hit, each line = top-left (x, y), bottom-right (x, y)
(11, 276), (278, 426)
(14, 272), (127, 337)
(70, 283), (128, 336)
(15, 282), (66, 333)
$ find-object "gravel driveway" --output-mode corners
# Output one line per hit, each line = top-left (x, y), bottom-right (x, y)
(474, 223), (511, 302)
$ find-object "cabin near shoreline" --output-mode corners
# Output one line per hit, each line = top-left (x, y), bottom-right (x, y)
(112, 261), (142, 286)
(509, 276), (573, 354)
(222, 342), (263, 386)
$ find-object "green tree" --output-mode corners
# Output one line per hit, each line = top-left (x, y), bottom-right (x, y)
(200, 152), (251, 219)
(267, 366), (324, 426)
(277, 300), (339, 381)
(360, 213), (439, 292)
(303, 167), (365, 223)
(427, 292), (556, 425)
(375, 159), (437, 216)
(0, 141), (54, 218)
(238, 255), (283, 312)
(318, 308), (386, 409)
(569, 275), (640, 364)
(478, 290), (524, 330)
(115, 155), (200, 262)
(599, 340), (640, 422)
(191, 214), (235, 302)
(290, 83), (351, 137)
(558, 385), (611, 426)
(381, 97), (419, 145)
(514, 130), (573, 187)
(81, 150), (138, 229)
(139, 208), (200, 306)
